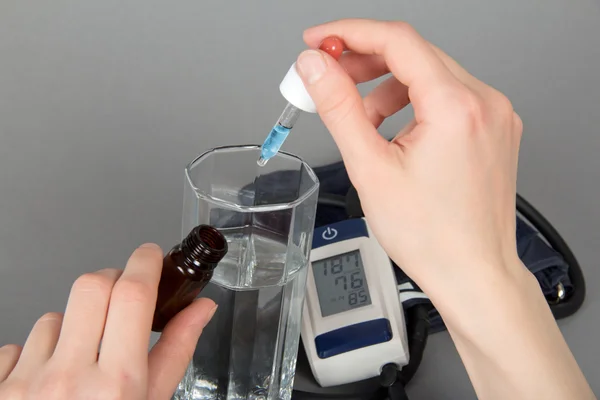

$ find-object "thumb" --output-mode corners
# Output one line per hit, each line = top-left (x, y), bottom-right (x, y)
(296, 49), (388, 168)
(147, 298), (217, 400)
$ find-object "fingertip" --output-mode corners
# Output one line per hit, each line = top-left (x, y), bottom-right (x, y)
(302, 23), (327, 46)
(0, 343), (22, 355)
(139, 242), (162, 252)
(37, 311), (64, 323)
(160, 298), (216, 335)
(199, 297), (216, 306)
(0, 344), (21, 381)
(297, 47), (356, 93)
(302, 28), (313, 46)
(94, 267), (123, 278)
(191, 298), (218, 328)
(297, 49), (330, 85)
(194, 297), (217, 313)
(131, 243), (164, 262)
(303, 18), (379, 49)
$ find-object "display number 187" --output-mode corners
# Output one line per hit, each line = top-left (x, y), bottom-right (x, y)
(323, 254), (359, 276)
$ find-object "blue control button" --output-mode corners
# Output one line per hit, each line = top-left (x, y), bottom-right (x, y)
(315, 318), (393, 359)
(312, 218), (369, 249)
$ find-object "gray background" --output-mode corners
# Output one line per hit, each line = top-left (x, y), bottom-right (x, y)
(1, 0), (599, 398)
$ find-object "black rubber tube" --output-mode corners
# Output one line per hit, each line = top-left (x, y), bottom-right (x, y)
(397, 305), (431, 386)
(515, 193), (586, 319)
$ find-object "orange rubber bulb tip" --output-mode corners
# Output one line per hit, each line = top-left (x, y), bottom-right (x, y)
(318, 37), (345, 60)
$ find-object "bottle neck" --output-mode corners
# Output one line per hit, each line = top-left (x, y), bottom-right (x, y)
(179, 225), (228, 270)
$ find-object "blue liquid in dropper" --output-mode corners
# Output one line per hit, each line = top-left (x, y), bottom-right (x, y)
(257, 124), (291, 166)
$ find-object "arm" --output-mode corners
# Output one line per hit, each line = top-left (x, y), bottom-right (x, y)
(296, 18), (595, 399)
(441, 261), (594, 399)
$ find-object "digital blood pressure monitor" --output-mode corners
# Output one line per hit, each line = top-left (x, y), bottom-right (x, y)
(301, 218), (409, 387)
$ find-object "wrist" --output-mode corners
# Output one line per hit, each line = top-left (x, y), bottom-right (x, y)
(432, 258), (595, 400)
(427, 255), (540, 337)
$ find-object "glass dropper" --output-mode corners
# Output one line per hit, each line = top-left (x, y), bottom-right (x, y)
(257, 36), (345, 166)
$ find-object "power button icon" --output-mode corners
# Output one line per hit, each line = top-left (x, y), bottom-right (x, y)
(321, 227), (338, 241)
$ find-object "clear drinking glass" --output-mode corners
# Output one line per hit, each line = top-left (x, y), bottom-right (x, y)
(172, 145), (319, 400)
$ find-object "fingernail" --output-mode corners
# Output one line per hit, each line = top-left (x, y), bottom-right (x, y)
(297, 50), (327, 84)
(205, 305), (218, 326)
(140, 243), (161, 250)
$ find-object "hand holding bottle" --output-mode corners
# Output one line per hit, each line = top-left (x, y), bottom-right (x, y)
(0, 244), (216, 400)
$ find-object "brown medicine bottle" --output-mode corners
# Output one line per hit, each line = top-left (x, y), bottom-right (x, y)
(152, 224), (228, 332)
